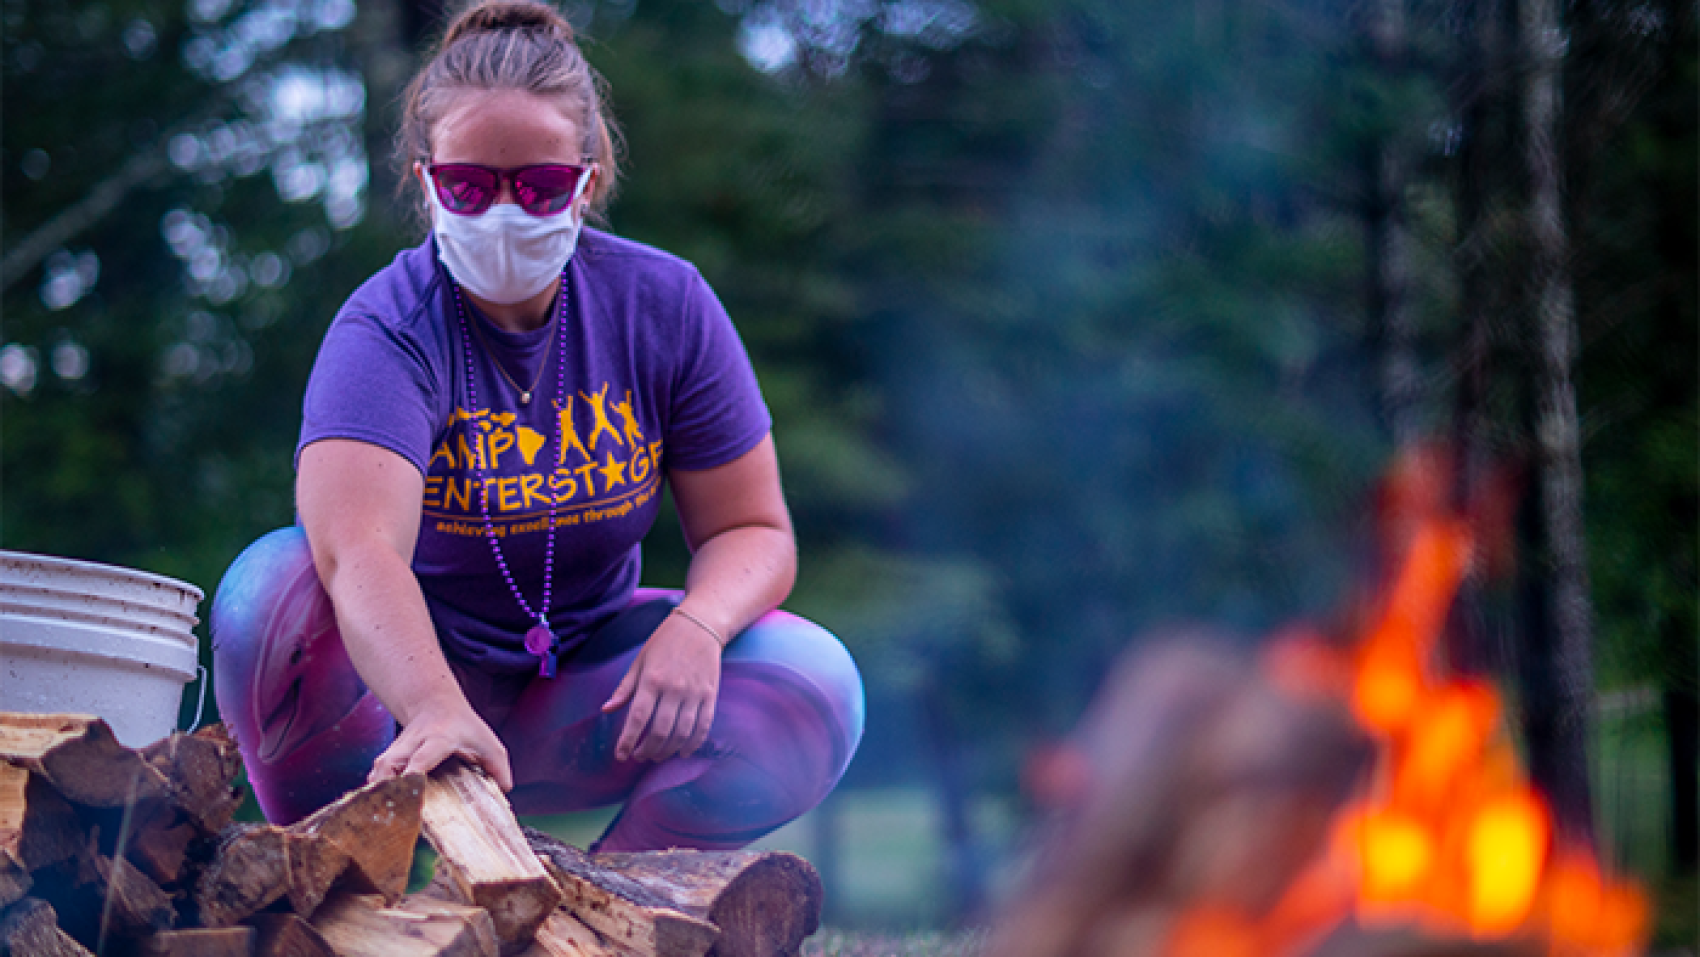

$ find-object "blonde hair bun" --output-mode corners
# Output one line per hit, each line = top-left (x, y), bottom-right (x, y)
(443, 0), (574, 47)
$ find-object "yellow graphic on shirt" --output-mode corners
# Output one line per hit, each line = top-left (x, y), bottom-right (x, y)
(580, 383), (624, 450)
(422, 384), (663, 537)
(556, 396), (591, 466)
(612, 390), (645, 448)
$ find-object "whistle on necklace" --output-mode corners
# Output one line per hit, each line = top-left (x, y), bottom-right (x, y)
(525, 622), (557, 678)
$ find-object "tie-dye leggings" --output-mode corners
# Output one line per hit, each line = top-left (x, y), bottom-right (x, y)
(210, 526), (865, 851)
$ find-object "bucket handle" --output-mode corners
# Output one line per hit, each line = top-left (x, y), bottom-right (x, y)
(184, 663), (210, 732)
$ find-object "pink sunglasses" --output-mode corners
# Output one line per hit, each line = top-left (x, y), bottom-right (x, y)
(426, 162), (591, 216)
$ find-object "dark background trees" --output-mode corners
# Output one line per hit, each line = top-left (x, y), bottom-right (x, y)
(3, 0), (1693, 938)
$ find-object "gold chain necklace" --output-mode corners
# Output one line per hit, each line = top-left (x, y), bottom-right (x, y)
(467, 310), (557, 405)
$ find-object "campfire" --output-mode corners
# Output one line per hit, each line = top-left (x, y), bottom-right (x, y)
(991, 449), (1650, 957)
(0, 714), (821, 956)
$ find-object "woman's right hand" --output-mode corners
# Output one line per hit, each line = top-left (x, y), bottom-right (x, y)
(367, 700), (514, 791)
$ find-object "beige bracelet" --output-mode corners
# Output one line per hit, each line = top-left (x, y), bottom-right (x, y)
(671, 606), (727, 647)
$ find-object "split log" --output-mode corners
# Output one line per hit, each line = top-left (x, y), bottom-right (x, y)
(195, 823), (290, 928)
(0, 851), (29, 909)
(311, 893), (497, 957)
(0, 713), (169, 807)
(247, 914), (334, 957)
(420, 762), (562, 947)
(144, 727), (245, 834)
(592, 850), (822, 957)
(135, 927), (256, 957)
(128, 801), (199, 887)
(517, 910), (622, 957)
(285, 773), (424, 915)
(522, 830), (718, 957)
(78, 849), (176, 935)
(0, 897), (94, 957)
(0, 763), (85, 871)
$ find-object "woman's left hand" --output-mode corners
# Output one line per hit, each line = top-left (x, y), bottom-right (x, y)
(602, 611), (724, 762)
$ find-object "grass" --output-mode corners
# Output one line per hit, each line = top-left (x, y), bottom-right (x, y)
(800, 928), (989, 957)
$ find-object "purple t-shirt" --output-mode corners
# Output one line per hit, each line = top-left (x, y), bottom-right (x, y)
(297, 229), (772, 673)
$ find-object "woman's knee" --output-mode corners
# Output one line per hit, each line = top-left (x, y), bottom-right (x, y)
(211, 526), (390, 821)
(723, 611), (866, 772)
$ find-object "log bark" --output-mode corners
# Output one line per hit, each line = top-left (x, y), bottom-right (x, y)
(591, 850), (823, 957)
(136, 927), (257, 957)
(0, 714), (169, 807)
(247, 914), (335, 957)
(310, 893), (498, 957)
(0, 897), (94, 957)
(0, 763), (86, 871)
(420, 762), (561, 947)
(144, 726), (245, 834)
(285, 774), (424, 915)
(522, 829), (719, 957)
(195, 823), (290, 928)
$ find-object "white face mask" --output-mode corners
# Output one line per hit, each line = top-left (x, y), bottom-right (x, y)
(429, 177), (590, 304)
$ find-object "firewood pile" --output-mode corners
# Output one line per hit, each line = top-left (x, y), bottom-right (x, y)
(0, 713), (822, 957)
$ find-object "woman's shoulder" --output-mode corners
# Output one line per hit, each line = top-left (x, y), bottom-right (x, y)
(576, 228), (706, 290)
(336, 237), (449, 335)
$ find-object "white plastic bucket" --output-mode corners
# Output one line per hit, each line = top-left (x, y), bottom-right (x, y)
(0, 550), (203, 747)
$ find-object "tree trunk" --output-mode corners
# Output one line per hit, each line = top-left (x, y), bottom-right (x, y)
(1519, 0), (1597, 840)
(1666, 685), (1699, 871)
(1367, 0), (1422, 447)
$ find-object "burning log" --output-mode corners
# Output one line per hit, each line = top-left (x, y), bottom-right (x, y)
(420, 761), (563, 948)
(1303, 923), (1540, 957)
(0, 897), (93, 956)
(989, 450), (1654, 957)
(984, 639), (1374, 957)
(310, 892), (498, 957)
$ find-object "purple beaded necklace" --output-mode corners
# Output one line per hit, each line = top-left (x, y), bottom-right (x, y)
(452, 269), (569, 678)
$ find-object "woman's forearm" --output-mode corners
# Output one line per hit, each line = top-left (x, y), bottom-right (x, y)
(314, 535), (471, 726)
(296, 439), (475, 728)
(676, 523), (797, 644)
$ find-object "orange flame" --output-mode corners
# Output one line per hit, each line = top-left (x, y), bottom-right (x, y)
(1178, 447), (1651, 956)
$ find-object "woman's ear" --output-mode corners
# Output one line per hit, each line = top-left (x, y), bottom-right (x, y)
(578, 164), (599, 215)
(413, 161), (432, 208)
